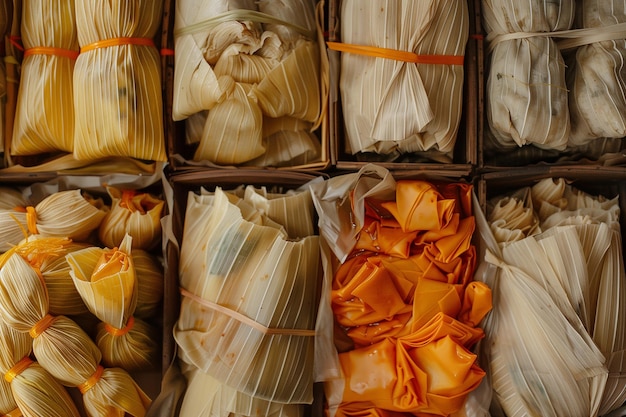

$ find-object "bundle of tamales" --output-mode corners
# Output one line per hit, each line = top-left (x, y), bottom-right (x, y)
(172, 0), (325, 167)
(329, 0), (469, 162)
(174, 182), (322, 415)
(475, 178), (626, 415)
(309, 164), (492, 416)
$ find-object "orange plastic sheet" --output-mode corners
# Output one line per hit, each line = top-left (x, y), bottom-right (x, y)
(327, 177), (492, 416)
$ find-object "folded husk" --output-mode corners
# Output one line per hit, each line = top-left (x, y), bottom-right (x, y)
(133, 249), (164, 319)
(0, 186), (29, 252)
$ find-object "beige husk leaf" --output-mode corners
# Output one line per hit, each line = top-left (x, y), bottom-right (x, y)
(0, 318), (81, 417)
(98, 186), (165, 250)
(11, 0), (78, 155)
(175, 185), (321, 408)
(0, 378), (17, 416)
(0, 251), (152, 416)
(338, 0), (467, 158)
(73, 0), (166, 161)
(0, 186), (29, 252)
(132, 249), (164, 319)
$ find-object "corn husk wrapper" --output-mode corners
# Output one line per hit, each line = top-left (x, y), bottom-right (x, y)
(132, 249), (164, 319)
(0, 379), (17, 417)
(175, 185), (321, 405)
(482, 0), (574, 150)
(337, 0), (467, 158)
(67, 234), (158, 371)
(0, 251), (152, 416)
(73, 0), (166, 161)
(98, 187), (165, 250)
(0, 319), (81, 417)
(568, 2), (626, 146)
(173, 0), (322, 167)
(11, 0), (78, 156)
(0, 186), (29, 252)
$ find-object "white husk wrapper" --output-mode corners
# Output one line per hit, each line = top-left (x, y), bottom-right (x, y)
(0, 252), (152, 415)
(73, 0), (166, 161)
(482, 0), (574, 150)
(338, 0), (467, 157)
(11, 0), (78, 155)
(98, 186), (165, 250)
(175, 186), (320, 405)
(0, 186), (29, 252)
(173, 0), (322, 167)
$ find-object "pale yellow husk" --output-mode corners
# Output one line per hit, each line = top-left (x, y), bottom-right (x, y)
(132, 249), (164, 319)
(0, 186), (29, 252)
(338, 0), (467, 157)
(11, 0), (78, 155)
(98, 186), (165, 250)
(73, 0), (166, 161)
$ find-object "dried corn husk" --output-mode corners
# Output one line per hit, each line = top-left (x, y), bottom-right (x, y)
(73, 0), (166, 161)
(173, 0), (323, 167)
(0, 186), (29, 252)
(568, 1), (626, 145)
(11, 0), (78, 156)
(175, 185), (321, 405)
(0, 379), (17, 417)
(0, 251), (152, 416)
(483, 0), (574, 150)
(0, 319), (81, 417)
(98, 186), (165, 250)
(132, 249), (164, 319)
(336, 0), (467, 158)
(67, 234), (158, 371)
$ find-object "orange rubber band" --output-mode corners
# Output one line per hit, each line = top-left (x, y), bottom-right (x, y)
(4, 356), (33, 383)
(160, 48), (175, 56)
(24, 46), (79, 60)
(29, 314), (56, 339)
(2, 407), (23, 417)
(81, 37), (155, 53)
(104, 316), (135, 337)
(25, 206), (38, 235)
(8, 36), (23, 52)
(326, 41), (464, 65)
(78, 365), (104, 394)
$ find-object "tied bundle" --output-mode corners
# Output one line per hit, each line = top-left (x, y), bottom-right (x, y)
(174, 184), (321, 415)
(0, 318), (81, 417)
(172, 0), (324, 167)
(309, 165), (492, 417)
(73, 0), (166, 161)
(132, 249), (165, 320)
(67, 234), (159, 371)
(476, 178), (626, 416)
(328, 0), (468, 160)
(11, 0), (78, 156)
(0, 249), (152, 416)
(98, 187), (165, 251)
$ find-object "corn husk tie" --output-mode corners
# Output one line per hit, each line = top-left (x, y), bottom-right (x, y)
(482, 0), (574, 150)
(11, 0), (78, 156)
(172, 0), (323, 167)
(98, 186), (165, 250)
(73, 0), (166, 161)
(335, 0), (468, 158)
(0, 186), (29, 252)
(0, 250), (152, 416)
(0, 317), (81, 417)
(67, 234), (159, 371)
(174, 185), (321, 412)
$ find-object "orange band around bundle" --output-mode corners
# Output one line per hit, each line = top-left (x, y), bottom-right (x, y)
(29, 314), (57, 338)
(4, 356), (34, 383)
(326, 41), (464, 65)
(2, 408), (23, 417)
(104, 316), (135, 337)
(24, 46), (79, 60)
(81, 37), (155, 53)
(25, 206), (38, 235)
(78, 365), (104, 394)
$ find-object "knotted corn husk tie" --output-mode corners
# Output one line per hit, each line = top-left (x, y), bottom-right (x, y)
(11, 0), (78, 156)
(98, 186), (164, 250)
(480, 177), (626, 415)
(67, 234), (158, 371)
(0, 250), (152, 416)
(173, 1), (323, 167)
(0, 318), (81, 417)
(175, 185), (321, 411)
(334, 0), (467, 159)
(73, 0), (166, 161)
(0, 186), (29, 253)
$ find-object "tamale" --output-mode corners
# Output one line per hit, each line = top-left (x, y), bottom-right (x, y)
(11, 0), (78, 156)
(132, 249), (164, 320)
(0, 251), (152, 416)
(98, 186), (165, 250)
(0, 319), (81, 417)
(0, 186), (28, 252)
(335, 0), (468, 159)
(73, 0), (166, 161)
